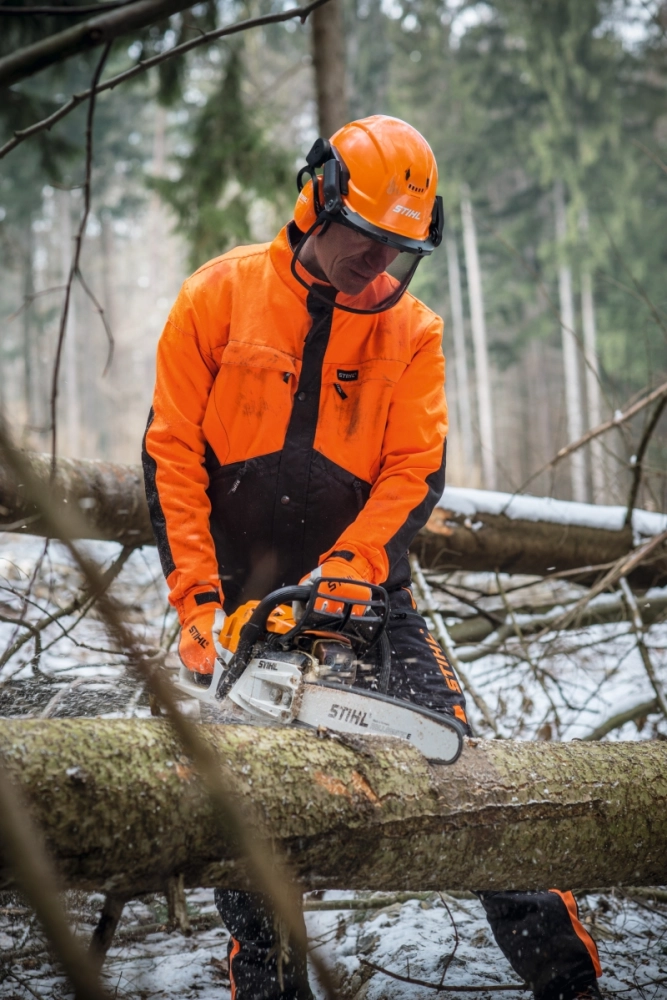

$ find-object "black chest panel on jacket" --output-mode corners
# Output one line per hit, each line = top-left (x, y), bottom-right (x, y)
(271, 287), (335, 573)
(206, 287), (373, 612)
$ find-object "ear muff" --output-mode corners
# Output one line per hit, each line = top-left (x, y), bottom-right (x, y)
(430, 196), (444, 248)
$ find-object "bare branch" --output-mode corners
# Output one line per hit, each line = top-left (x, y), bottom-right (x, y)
(0, 0), (143, 14)
(0, 0), (201, 89)
(509, 377), (667, 502)
(633, 138), (667, 176)
(410, 554), (501, 737)
(0, 544), (134, 672)
(49, 43), (109, 469)
(624, 395), (667, 526)
(583, 697), (660, 741)
(0, 0), (333, 160)
(360, 958), (528, 992)
(75, 265), (114, 374)
(547, 528), (667, 635)
(619, 575), (667, 719)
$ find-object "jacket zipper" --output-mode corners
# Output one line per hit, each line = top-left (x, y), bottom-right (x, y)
(352, 478), (363, 511)
(334, 382), (348, 400)
(229, 462), (248, 494)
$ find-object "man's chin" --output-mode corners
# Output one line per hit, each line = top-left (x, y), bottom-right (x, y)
(332, 272), (376, 296)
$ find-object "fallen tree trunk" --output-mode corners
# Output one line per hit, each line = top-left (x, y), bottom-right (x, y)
(2, 454), (667, 587)
(0, 452), (153, 547)
(0, 719), (664, 895)
(414, 487), (667, 589)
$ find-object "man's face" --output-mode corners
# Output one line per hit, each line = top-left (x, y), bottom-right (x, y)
(305, 222), (400, 295)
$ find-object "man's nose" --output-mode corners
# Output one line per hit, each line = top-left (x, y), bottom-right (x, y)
(362, 244), (393, 271)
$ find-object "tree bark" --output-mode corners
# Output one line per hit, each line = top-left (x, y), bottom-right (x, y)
(415, 502), (667, 589)
(2, 453), (667, 586)
(554, 179), (587, 502)
(60, 189), (81, 459)
(311, 0), (348, 138)
(579, 207), (605, 502)
(445, 233), (475, 476)
(0, 719), (665, 895)
(460, 191), (496, 489)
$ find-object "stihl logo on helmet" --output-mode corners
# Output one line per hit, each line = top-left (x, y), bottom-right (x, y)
(393, 204), (421, 220)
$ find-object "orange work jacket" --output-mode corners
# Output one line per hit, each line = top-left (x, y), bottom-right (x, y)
(142, 222), (448, 618)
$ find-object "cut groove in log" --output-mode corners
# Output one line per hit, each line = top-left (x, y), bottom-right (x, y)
(0, 719), (665, 895)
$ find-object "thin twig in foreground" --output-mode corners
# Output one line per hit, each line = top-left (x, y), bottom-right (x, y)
(0, 765), (108, 999)
(0, 422), (338, 1000)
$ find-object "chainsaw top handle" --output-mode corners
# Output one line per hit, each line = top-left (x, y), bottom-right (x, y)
(215, 579), (389, 702)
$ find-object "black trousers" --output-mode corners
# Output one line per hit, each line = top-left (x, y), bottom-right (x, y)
(215, 587), (600, 1000)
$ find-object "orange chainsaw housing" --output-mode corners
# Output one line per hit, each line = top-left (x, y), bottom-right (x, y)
(218, 601), (295, 655)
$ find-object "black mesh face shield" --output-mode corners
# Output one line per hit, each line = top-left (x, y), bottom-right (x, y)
(291, 142), (443, 315)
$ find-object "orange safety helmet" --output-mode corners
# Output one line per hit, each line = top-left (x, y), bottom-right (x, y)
(291, 115), (443, 313)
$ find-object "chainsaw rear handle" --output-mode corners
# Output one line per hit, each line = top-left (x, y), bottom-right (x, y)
(215, 585), (311, 701)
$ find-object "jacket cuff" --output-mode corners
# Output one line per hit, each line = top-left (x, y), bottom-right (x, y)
(176, 584), (224, 624)
(319, 546), (376, 584)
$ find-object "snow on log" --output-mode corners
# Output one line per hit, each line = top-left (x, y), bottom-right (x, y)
(413, 486), (667, 588)
(0, 719), (665, 895)
(2, 454), (667, 586)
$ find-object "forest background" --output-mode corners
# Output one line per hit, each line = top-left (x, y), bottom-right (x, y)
(1, 0), (666, 510)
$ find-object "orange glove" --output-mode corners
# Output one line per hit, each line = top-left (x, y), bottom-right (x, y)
(178, 591), (226, 676)
(301, 558), (372, 616)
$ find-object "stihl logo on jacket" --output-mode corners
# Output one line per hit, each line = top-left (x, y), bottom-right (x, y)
(142, 223), (448, 613)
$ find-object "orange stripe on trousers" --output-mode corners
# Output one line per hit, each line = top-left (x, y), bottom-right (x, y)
(549, 889), (602, 977)
(229, 936), (241, 1000)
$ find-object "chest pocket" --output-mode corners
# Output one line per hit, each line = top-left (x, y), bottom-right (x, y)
(204, 340), (300, 466)
(315, 358), (407, 484)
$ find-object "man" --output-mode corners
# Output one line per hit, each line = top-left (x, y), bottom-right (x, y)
(143, 115), (602, 1000)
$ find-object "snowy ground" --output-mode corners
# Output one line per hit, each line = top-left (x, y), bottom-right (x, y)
(1, 532), (667, 998)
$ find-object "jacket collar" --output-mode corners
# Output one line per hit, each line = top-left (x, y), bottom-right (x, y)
(269, 223), (309, 302)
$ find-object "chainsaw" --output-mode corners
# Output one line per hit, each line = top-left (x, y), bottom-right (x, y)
(175, 579), (464, 765)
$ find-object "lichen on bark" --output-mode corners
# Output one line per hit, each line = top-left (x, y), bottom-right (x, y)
(0, 720), (664, 895)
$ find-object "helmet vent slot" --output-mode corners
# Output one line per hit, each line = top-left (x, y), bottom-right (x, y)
(408, 183), (426, 193)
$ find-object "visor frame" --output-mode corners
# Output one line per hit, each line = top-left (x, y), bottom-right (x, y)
(335, 202), (439, 256)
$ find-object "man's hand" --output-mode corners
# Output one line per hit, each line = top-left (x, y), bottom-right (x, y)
(179, 600), (226, 675)
(300, 558), (372, 616)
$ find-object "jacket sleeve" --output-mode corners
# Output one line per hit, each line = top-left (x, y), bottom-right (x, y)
(142, 278), (226, 620)
(321, 315), (447, 585)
